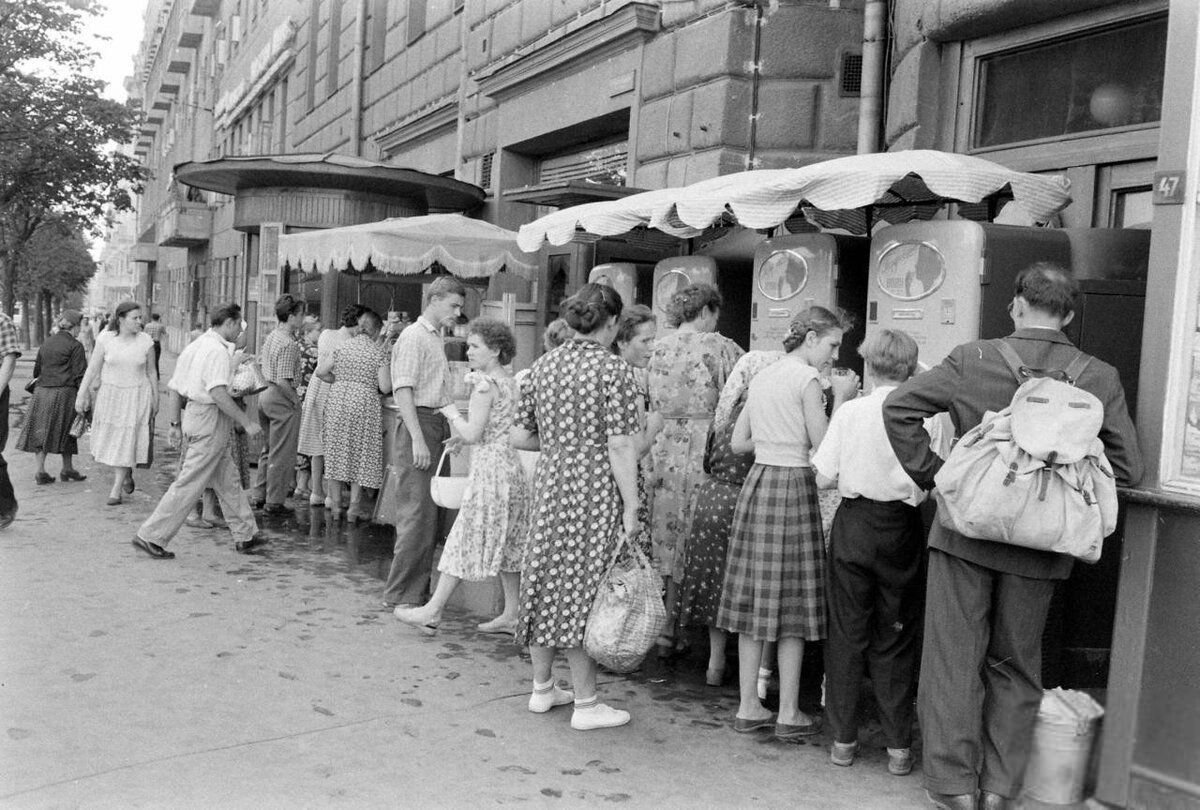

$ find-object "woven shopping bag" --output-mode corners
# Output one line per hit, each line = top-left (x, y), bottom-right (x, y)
(583, 532), (666, 673)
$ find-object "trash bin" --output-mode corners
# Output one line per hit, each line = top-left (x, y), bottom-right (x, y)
(1023, 688), (1105, 804)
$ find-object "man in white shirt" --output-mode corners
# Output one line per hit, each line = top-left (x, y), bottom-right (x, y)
(132, 304), (263, 559)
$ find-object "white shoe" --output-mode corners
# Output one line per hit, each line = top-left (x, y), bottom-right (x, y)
(528, 683), (574, 713)
(570, 702), (631, 730)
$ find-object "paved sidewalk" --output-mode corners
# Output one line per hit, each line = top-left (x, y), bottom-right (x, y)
(0, 361), (930, 808)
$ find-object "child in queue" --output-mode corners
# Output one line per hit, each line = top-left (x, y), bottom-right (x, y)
(811, 328), (929, 777)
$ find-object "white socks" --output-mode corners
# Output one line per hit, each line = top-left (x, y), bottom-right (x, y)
(528, 679), (574, 713)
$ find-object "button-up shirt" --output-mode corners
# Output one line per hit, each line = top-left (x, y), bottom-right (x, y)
(0, 313), (22, 363)
(260, 327), (301, 384)
(167, 329), (235, 405)
(390, 315), (450, 408)
(144, 321), (166, 343)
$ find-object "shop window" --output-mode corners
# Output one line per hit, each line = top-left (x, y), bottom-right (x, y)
(538, 139), (628, 186)
(973, 15), (1166, 149)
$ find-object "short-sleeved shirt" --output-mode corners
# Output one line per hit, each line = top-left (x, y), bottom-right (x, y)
(144, 321), (166, 343)
(743, 354), (821, 467)
(812, 385), (928, 506)
(390, 316), (450, 408)
(0, 313), (22, 365)
(167, 329), (236, 404)
(260, 327), (301, 384)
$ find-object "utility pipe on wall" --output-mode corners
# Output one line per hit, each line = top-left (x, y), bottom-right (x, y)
(350, 0), (368, 157)
(856, 0), (887, 154)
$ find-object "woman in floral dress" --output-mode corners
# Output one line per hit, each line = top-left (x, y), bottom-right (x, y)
(76, 301), (157, 506)
(612, 305), (663, 558)
(395, 319), (529, 635)
(315, 309), (390, 520)
(511, 283), (641, 731)
(646, 284), (744, 655)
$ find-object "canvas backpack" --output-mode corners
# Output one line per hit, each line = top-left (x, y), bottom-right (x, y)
(932, 340), (1118, 563)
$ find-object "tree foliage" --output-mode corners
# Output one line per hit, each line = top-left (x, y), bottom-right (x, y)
(0, 0), (148, 316)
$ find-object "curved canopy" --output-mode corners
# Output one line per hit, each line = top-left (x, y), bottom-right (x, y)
(176, 153), (485, 212)
(517, 150), (1073, 251)
(278, 213), (538, 279)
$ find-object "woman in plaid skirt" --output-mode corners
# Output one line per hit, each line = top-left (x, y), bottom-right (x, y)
(717, 306), (859, 742)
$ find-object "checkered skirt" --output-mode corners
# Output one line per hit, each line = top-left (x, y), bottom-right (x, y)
(716, 464), (826, 641)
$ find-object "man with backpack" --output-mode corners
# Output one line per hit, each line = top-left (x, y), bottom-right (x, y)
(882, 262), (1143, 810)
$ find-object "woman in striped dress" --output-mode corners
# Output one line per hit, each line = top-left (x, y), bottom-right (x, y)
(717, 306), (859, 741)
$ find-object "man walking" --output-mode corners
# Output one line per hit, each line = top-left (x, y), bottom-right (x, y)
(382, 276), (465, 609)
(0, 310), (21, 529)
(132, 304), (264, 559)
(252, 293), (304, 515)
(145, 313), (166, 379)
(882, 263), (1143, 810)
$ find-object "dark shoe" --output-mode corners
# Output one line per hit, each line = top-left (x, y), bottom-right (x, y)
(732, 715), (776, 733)
(122, 476), (135, 494)
(59, 470), (86, 482)
(132, 536), (175, 559)
(978, 792), (1009, 810)
(34, 472), (55, 485)
(774, 718), (822, 742)
(926, 790), (977, 810)
(235, 534), (270, 554)
(249, 499), (265, 510)
(0, 509), (16, 530)
(261, 503), (289, 516)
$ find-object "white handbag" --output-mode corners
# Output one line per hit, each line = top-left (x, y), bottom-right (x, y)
(429, 446), (469, 509)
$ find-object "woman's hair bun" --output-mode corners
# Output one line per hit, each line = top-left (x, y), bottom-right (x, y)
(562, 283), (624, 334)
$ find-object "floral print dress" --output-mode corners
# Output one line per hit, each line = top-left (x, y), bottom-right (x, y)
(647, 330), (744, 580)
(437, 372), (529, 581)
(322, 335), (386, 489)
(515, 339), (642, 649)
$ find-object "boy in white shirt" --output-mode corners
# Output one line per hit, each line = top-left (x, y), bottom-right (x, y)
(812, 329), (933, 778)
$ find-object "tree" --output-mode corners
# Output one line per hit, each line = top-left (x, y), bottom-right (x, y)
(15, 219), (95, 344)
(0, 0), (147, 318)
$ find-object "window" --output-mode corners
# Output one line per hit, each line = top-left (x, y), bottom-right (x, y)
(305, 0), (319, 111)
(840, 52), (862, 97)
(973, 15), (1166, 149)
(365, 0), (387, 75)
(327, 0), (342, 97)
(408, 0), (427, 45)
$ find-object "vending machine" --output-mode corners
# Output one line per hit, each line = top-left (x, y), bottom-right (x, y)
(652, 255), (718, 330)
(588, 263), (639, 311)
(750, 234), (870, 373)
(865, 221), (1072, 366)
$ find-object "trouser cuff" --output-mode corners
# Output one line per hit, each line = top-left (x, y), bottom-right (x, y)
(924, 775), (978, 796)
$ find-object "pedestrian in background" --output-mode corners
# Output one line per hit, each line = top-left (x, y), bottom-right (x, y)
(292, 314), (322, 500)
(719, 306), (858, 742)
(132, 304), (264, 559)
(18, 309), (88, 485)
(317, 308), (390, 521)
(145, 313), (166, 379)
(612, 304), (663, 559)
(78, 315), (95, 358)
(0, 310), (21, 529)
(812, 328), (928, 777)
(646, 283), (743, 658)
(77, 301), (156, 506)
(511, 283), (641, 731)
(395, 318), (528, 635)
(297, 304), (365, 508)
(380, 277), (465, 609)
(252, 293), (304, 515)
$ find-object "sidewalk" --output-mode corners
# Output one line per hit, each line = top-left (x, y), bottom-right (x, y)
(0, 359), (931, 808)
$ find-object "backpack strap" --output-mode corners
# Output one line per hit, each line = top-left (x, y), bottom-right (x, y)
(992, 340), (1028, 385)
(1063, 352), (1091, 386)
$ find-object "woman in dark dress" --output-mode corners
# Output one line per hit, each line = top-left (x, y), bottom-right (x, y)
(18, 310), (88, 484)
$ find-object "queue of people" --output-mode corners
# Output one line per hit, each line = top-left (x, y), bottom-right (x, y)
(18, 260), (1140, 809)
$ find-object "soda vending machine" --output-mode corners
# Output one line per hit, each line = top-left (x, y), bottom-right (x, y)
(652, 255), (718, 330)
(588, 263), (639, 310)
(865, 221), (1072, 365)
(750, 234), (870, 374)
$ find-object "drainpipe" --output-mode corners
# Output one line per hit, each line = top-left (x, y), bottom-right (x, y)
(746, 2), (764, 170)
(350, 0), (368, 156)
(856, 0), (887, 154)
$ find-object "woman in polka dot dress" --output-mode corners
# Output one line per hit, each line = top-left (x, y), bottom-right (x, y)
(511, 283), (641, 731)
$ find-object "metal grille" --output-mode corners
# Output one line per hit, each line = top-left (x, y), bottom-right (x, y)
(538, 141), (628, 186)
(840, 52), (863, 97)
(480, 152), (494, 191)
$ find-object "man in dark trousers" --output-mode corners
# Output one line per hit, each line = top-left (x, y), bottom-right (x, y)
(882, 263), (1143, 810)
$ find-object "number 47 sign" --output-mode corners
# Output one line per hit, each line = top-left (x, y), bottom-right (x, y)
(1152, 170), (1187, 205)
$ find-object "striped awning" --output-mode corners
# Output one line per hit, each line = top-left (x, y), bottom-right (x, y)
(516, 150), (1073, 252)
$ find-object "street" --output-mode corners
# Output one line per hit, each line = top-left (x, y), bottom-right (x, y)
(0, 356), (932, 808)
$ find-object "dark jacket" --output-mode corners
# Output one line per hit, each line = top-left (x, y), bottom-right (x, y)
(33, 331), (87, 389)
(883, 328), (1143, 580)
